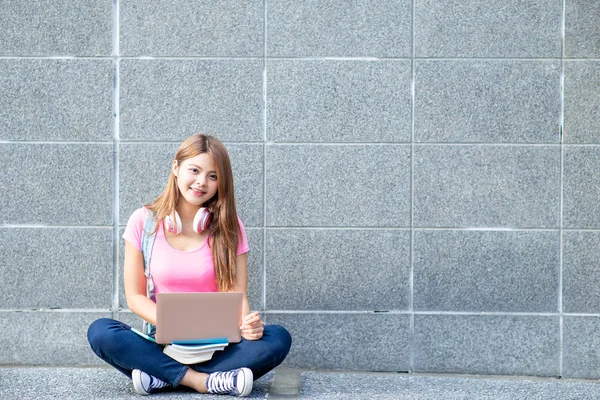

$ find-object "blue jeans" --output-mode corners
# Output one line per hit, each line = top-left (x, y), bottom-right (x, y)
(87, 318), (292, 387)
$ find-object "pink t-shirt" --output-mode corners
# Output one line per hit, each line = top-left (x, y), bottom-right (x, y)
(123, 207), (249, 294)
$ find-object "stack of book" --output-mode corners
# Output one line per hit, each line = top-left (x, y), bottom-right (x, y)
(131, 328), (228, 365)
(163, 339), (229, 365)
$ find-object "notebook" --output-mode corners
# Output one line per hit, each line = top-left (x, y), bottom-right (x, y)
(155, 292), (243, 344)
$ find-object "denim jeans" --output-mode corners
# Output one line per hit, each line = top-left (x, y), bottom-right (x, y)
(87, 318), (292, 387)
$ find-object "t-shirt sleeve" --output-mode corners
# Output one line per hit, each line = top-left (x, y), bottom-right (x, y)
(122, 207), (149, 251)
(237, 216), (249, 255)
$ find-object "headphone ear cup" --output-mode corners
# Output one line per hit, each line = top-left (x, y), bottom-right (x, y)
(164, 212), (182, 234)
(193, 207), (212, 233)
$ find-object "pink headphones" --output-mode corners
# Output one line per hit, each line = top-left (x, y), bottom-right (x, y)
(164, 207), (212, 234)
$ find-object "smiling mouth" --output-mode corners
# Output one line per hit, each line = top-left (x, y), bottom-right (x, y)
(191, 188), (206, 196)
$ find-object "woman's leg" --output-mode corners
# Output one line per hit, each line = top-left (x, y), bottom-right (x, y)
(181, 325), (291, 397)
(87, 318), (189, 387)
(191, 324), (292, 380)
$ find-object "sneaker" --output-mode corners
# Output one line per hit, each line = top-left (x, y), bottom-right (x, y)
(132, 369), (170, 395)
(206, 367), (253, 397)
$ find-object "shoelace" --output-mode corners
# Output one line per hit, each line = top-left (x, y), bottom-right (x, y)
(148, 375), (169, 390)
(209, 371), (236, 393)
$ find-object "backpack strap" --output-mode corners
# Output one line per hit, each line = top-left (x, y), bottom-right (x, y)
(140, 208), (157, 336)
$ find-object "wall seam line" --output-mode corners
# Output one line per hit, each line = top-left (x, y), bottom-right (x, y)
(8, 140), (600, 146)
(7, 140), (600, 146)
(2, 56), (599, 62)
(558, 0), (567, 378)
(4, 309), (596, 317)
(262, 310), (567, 316)
(110, 0), (121, 320)
(409, 0), (416, 374)
(261, 0), (268, 317)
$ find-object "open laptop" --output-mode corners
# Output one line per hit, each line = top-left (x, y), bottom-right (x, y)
(155, 292), (243, 344)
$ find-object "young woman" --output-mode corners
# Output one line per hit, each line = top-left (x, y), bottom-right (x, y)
(88, 134), (292, 396)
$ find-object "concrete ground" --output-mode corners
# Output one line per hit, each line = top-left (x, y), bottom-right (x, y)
(1, 366), (600, 399)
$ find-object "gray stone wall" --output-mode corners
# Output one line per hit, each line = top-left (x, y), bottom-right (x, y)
(0, 1), (599, 379)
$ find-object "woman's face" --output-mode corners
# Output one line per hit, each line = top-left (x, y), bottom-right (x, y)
(173, 152), (219, 207)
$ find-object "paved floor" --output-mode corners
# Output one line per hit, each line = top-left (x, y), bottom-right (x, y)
(292, 371), (600, 400)
(2, 366), (600, 399)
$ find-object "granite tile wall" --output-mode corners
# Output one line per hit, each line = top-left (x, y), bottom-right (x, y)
(1, 1), (599, 379)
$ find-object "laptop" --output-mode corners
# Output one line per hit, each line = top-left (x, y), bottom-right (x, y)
(155, 292), (243, 344)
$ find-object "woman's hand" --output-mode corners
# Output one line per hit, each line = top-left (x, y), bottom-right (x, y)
(240, 311), (264, 341)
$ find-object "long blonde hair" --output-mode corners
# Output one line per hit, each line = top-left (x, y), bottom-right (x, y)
(146, 134), (239, 292)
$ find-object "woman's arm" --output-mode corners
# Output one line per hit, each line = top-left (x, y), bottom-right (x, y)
(123, 240), (158, 325)
(232, 252), (264, 340)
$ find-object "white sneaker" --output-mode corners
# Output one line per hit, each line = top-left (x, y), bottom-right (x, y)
(206, 367), (253, 397)
(132, 369), (170, 395)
